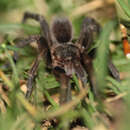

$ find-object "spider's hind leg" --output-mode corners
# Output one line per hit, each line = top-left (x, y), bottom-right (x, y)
(14, 35), (49, 98)
(25, 36), (49, 98)
(25, 51), (45, 98)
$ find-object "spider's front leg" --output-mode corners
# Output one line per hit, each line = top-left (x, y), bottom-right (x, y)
(59, 74), (71, 104)
(22, 12), (53, 48)
(77, 17), (101, 96)
(82, 52), (99, 97)
(53, 69), (71, 105)
(78, 17), (120, 97)
(77, 17), (100, 51)
(72, 61), (88, 88)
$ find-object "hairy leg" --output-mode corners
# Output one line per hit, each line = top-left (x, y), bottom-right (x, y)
(73, 61), (87, 88)
(77, 17), (100, 51)
(25, 36), (49, 98)
(82, 53), (99, 97)
(14, 35), (49, 98)
(83, 52), (120, 98)
(53, 69), (71, 105)
(22, 12), (53, 47)
(25, 52), (42, 98)
(14, 35), (41, 48)
(13, 35), (42, 62)
(77, 17), (101, 96)
(59, 74), (71, 104)
(108, 60), (120, 82)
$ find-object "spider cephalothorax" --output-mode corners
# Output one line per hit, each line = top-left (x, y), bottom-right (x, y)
(14, 12), (120, 104)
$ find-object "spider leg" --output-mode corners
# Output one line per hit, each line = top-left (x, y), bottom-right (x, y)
(78, 17), (120, 97)
(72, 61), (87, 87)
(22, 12), (53, 47)
(108, 60), (120, 82)
(14, 35), (49, 98)
(83, 52), (120, 98)
(13, 35), (42, 62)
(53, 69), (71, 104)
(26, 52), (42, 98)
(25, 36), (49, 98)
(77, 17), (100, 95)
(63, 61), (87, 103)
(14, 35), (41, 47)
(77, 17), (100, 51)
(59, 74), (71, 104)
(82, 53), (99, 97)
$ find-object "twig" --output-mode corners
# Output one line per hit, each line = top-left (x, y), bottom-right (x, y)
(71, 0), (115, 17)
(0, 69), (14, 90)
(17, 93), (37, 118)
(0, 86), (11, 106)
(18, 79), (88, 120)
(105, 92), (127, 103)
(47, 84), (88, 119)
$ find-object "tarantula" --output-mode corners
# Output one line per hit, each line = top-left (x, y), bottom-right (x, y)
(14, 12), (120, 104)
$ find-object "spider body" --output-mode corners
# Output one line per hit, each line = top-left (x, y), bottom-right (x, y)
(51, 44), (81, 76)
(14, 12), (120, 104)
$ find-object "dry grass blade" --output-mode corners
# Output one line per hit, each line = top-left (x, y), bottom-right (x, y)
(47, 79), (88, 118)
(16, 93), (38, 118)
(105, 92), (127, 103)
(71, 0), (115, 17)
(17, 77), (88, 120)
(0, 99), (6, 113)
(0, 86), (11, 106)
(10, 114), (34, 130)
(0, 69), (14, 90)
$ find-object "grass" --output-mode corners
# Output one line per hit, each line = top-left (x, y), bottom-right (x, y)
(0, 0), (130, 129)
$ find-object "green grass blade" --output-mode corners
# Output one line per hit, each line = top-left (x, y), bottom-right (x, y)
(116, 0), (130, 17)
(0, 23), (40, 35)
(1, 44), (19, 86)
(94, 20), (117, 95)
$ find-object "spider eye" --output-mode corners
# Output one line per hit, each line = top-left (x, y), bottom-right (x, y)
(52, 17), (72, 43)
